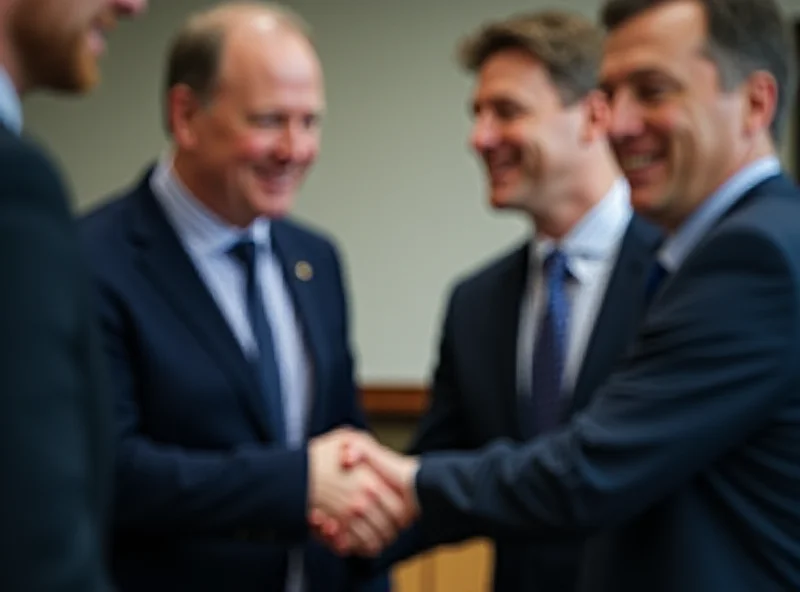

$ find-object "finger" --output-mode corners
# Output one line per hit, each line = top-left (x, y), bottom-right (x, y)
(341, 436), (374, 468)
(350, 487), (397, 548)
(343, 515), (384, 557)
(360, 444), (404, 490)
(370, 476), (412, 530)
(308, 508), (326, 527)
(340, 441), (358, 469)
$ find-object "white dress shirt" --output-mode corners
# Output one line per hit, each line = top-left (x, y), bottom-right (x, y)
(518, 178), (633, 402)
(151, 155), (310, 592)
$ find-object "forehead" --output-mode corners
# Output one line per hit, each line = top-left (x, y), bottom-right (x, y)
(600, 1), (708, 85)
(217, 26), (324, 107)
(473, 49), (559, 101)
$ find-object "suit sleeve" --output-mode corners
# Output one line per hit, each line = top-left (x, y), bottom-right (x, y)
(408, 285), (469, 455)
(94, 273), (310, 539)
(414, 227), (799, 543)
(0, 145), (110, 591)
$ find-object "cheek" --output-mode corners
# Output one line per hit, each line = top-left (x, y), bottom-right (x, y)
(232, 131), (274, 162)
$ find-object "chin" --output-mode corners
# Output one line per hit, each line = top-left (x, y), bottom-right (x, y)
(252, 193), (295, 220)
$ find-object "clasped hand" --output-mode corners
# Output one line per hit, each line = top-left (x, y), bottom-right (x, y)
(307, 428), (419, 556)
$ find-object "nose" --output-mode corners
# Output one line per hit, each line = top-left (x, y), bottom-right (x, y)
(470, 114), (500, 153)
(608, 90), (646, 141)
(276, 122), (318, 162)
(113, 0), (148, 16)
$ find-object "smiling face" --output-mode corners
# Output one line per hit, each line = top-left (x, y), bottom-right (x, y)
(469, 48), (592, 219)
(170, 19), (325, 226)
(599, 1), (750, 229)
(7, 0), (147, 92)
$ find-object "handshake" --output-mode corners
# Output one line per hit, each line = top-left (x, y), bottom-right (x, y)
(307, 428), (420, 556)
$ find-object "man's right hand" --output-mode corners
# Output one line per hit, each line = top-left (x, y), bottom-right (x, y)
(307, 428), (412, 555)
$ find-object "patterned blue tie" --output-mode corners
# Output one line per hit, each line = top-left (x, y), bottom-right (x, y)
(230, 239), (286, 444)
(531, 249), (571, 433)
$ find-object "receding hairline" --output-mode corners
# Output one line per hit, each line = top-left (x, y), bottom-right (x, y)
(184, 1), (313, 42)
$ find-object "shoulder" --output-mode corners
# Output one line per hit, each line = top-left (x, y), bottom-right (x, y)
(273, 216), (342, 261)
(0, 131), (70, 214)
(447, 241), (529, 307)
(80, 167), (151, 241)
(79, 175), (146, 277)
(80, 189), (137, 243)
(702, 179), (800, 276)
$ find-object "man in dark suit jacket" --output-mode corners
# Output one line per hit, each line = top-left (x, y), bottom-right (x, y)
(332, 0), (800, 590)
(80, 4), (396, 592)
(352, 11), (660, 592)
(0, 2), (146, 591)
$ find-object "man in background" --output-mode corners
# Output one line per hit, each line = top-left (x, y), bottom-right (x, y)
(0, 1), (147, 591)
(320, 10), (660, 590)
(80, 3), (398, 591)
(337, 0), (800, 589)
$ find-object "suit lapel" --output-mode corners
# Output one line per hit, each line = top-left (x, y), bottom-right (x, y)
(569, 216), (661, 414)
(489, 244), (531, 441)
(270, 221), (328, 433)
(129, 176), (272, 440)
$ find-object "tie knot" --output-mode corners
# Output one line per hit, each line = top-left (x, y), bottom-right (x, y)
(544, 249), (570, 280)
(230, 238), (257, 271)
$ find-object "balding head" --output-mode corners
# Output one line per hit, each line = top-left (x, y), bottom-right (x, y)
(164, 1), (325, 227)
(163, 1), (315, 131)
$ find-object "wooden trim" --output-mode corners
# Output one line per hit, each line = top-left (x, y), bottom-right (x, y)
(360, 384), (428, 418)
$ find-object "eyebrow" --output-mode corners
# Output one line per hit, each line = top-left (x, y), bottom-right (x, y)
(600, 67), (675, 92)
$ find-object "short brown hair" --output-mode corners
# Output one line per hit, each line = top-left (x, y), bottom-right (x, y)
(601, 0), (796, 142)
(458, 11), (605, 105)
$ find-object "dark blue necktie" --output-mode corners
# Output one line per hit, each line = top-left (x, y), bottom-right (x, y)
(230, 239), (286, 444)
(645, 259), (668, 307)
(530, 249), (571, 433)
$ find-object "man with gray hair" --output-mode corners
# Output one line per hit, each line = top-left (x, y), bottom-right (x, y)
(80, 3), (397, 592)
(0, 1), (147, 591)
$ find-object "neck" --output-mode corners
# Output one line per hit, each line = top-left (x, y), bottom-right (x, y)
(531, 150), (621, 240)
(172, 150), (255, 229)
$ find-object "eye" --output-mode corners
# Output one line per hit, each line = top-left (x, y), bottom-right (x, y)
(494, 103), (524, 121)
(248, 113), (286, 128)
(302, 113), (321, 129)
(635, 84), (669, 103)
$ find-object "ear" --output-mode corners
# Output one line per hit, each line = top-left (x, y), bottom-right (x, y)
(579, 89), (611, 144)
(167, 84), (206, 149)
(742, 70), (778, 138)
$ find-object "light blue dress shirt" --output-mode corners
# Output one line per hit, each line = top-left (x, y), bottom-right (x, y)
(659, 156), (782, 272)
(0, 68), (22, 134)
(151, 156), (310, 592)
(519, 178), (633, 400)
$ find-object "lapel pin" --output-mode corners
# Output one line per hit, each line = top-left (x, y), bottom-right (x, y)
(295, 261), (313, 281)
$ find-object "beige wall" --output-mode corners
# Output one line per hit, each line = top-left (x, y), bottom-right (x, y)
(21, 0), (799, 387)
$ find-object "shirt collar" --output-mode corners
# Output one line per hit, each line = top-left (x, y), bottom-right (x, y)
(531, 177), (633, 283)
(150, 153), (271, 257)
(0, 68), (22, 135)
(659, 156), (781, 272)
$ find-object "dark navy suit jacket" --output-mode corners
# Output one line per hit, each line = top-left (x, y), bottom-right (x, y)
(0, 127), (112, 591)
(414, 173), (800, 591)
(80, 168), (388, 592)
(379, 216), (659, 591)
